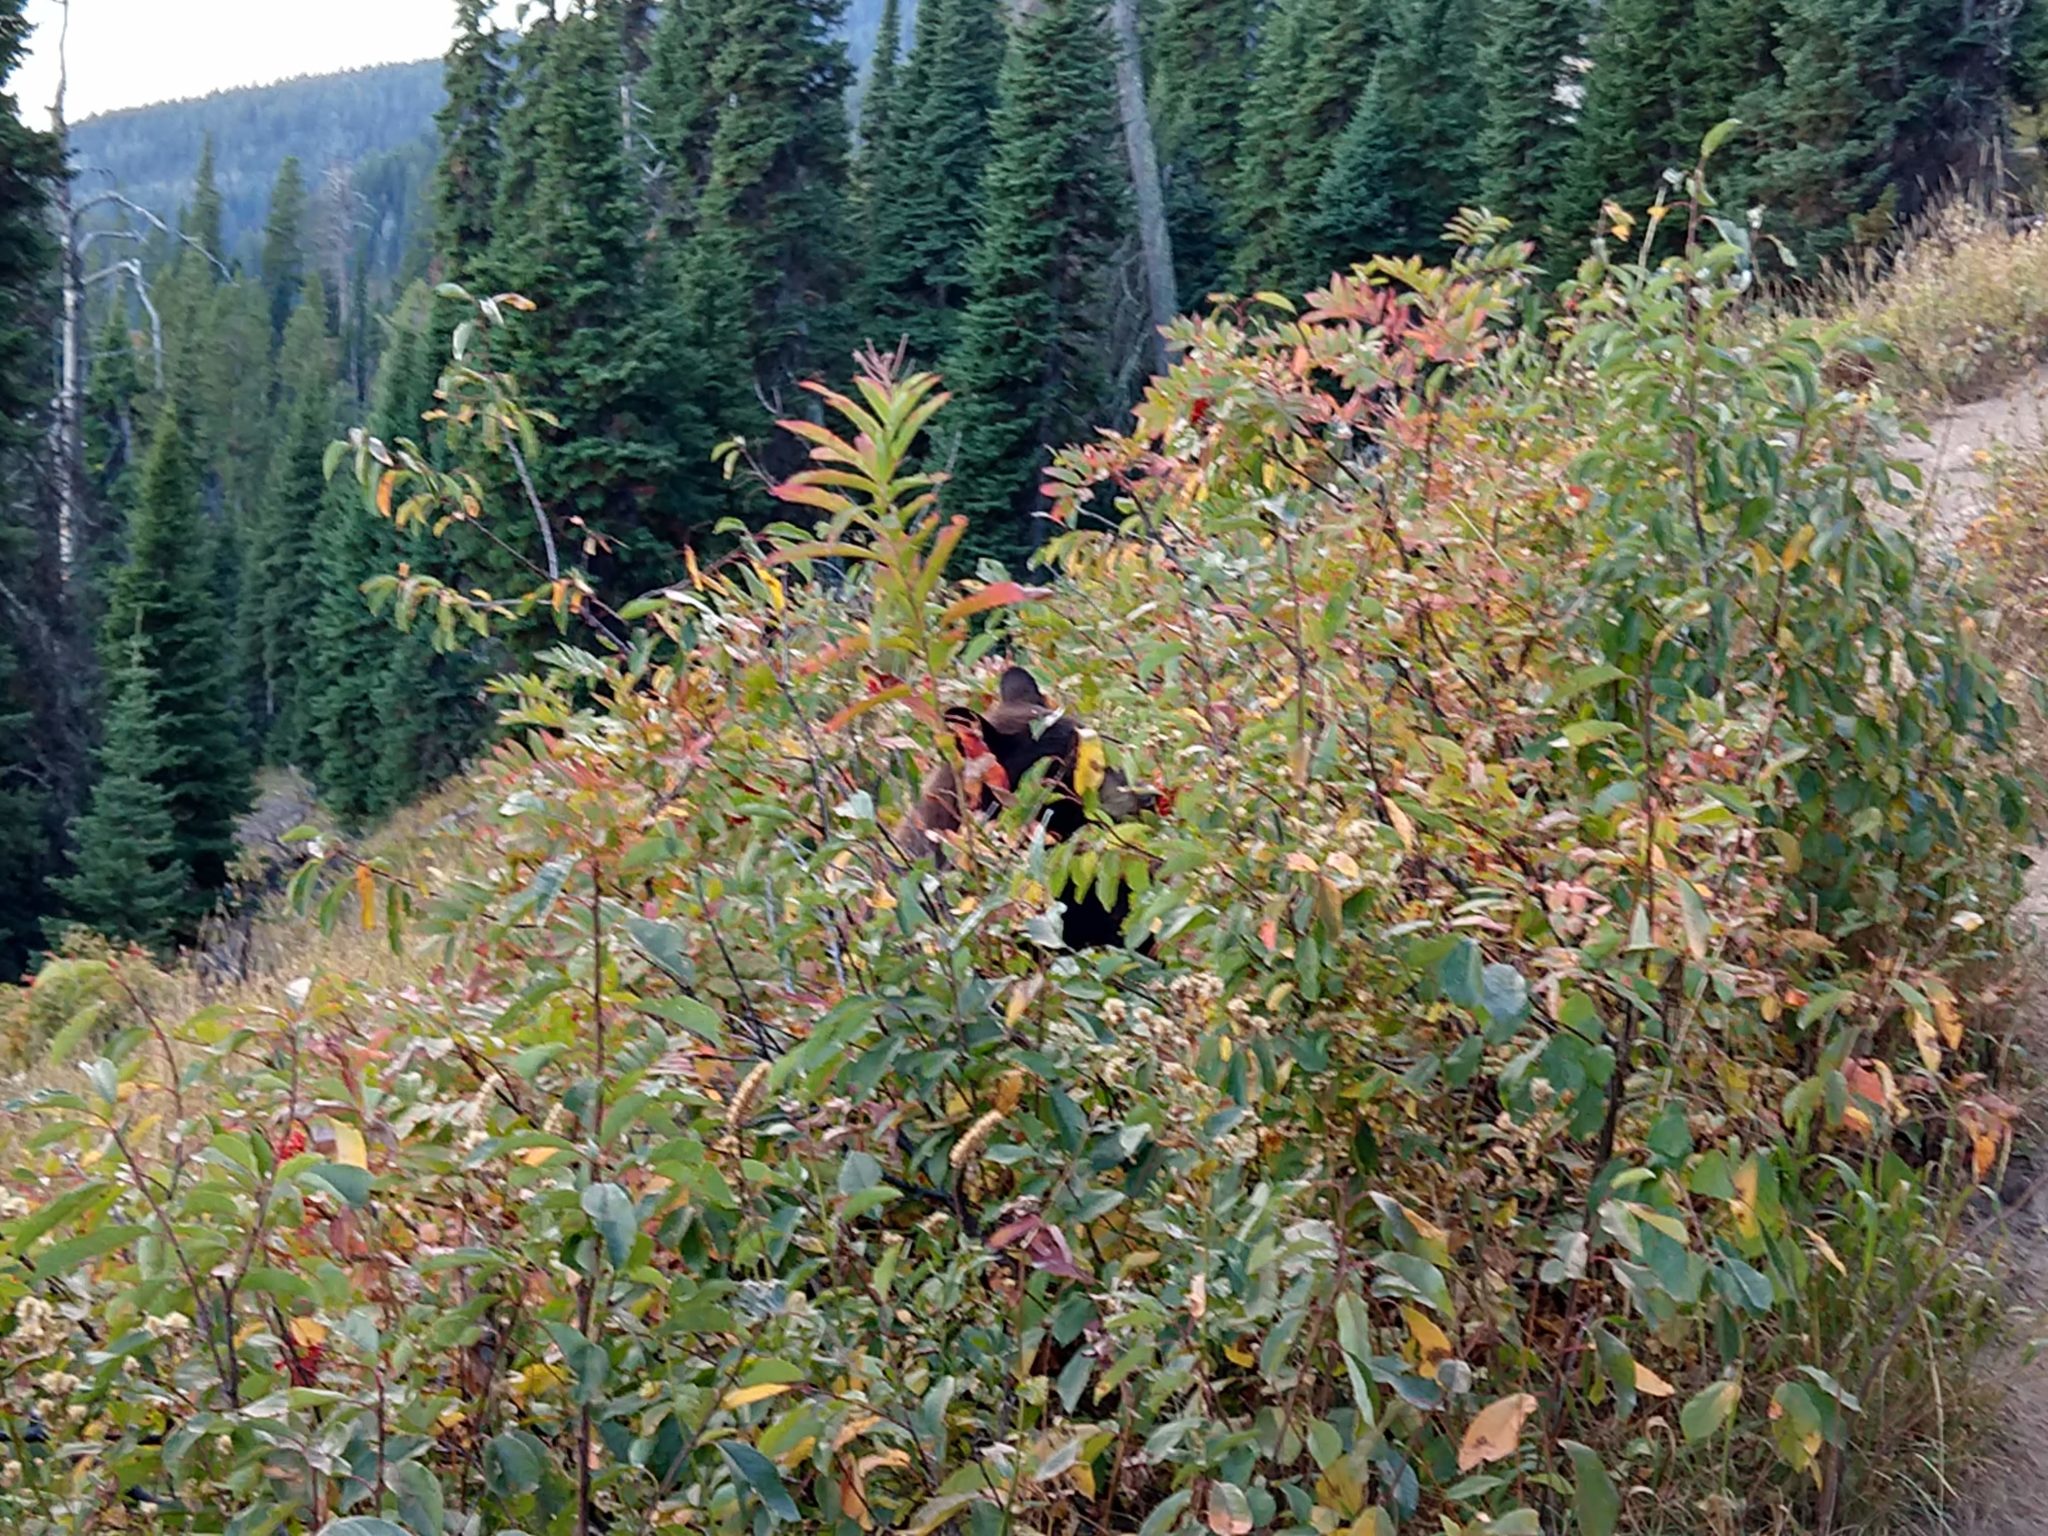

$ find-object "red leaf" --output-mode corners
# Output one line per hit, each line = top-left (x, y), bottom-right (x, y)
(941, 582), (1052, 624)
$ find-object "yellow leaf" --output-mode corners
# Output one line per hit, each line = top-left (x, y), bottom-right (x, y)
(509, 1362), (569, 1398)
(1930, 985), (1962, 1049)
(329, 1120), (368, 1171)
(1457, 1392), (1538, 1471)
(1385, 800), (1416, 851)
(356, 863), (377, 931)
(722, 1382), (795, 1410)
(1068, 1460), (1096, 1497)
(1634, 1362), (1676, 1398)
(288, 1317), (328, 1348)
(1907, 1009), (1942, 1071)
(1403, 1306), (1452, 1370)
(1074, 732), (1107, 798)
(516, 1146), (561, 1166)
(1223, 1339), (1257, 1367)
(685, 544), (706, 592)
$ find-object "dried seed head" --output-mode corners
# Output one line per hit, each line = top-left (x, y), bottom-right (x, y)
(726, 1061), (772, 1136)
(949, 1110), (1004, 1171)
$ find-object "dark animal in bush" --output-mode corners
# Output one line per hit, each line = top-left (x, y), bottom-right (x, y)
(896, 666), (1157, 950)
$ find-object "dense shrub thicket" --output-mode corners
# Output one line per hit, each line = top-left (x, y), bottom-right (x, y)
(0, 199), (2035, 1536)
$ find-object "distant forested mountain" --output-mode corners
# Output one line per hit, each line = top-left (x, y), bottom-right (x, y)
(68, 61), (444, 271)
(66, 10), (907, 276)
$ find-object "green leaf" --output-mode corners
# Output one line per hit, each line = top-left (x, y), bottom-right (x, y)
(720, 1440), (800, 1524)
(30, 1223), (146, 1276)
(544, 1321), (609, 1406)
(316, 1521), (417, 1536)
(1562, 1441), (1619, 1536)
(582, 1182), (638, 1267)
(303, 1163), (373, 1208)
(484, 1430), (545, 1496)
(1333, 1289), (1377, 1421)
(1680, 1378), (1741, 1443)
(391, 1461), (444, 1536)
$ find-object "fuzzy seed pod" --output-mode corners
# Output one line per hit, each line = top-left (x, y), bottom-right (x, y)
(949, 1110), (1004, 1171)
(726, 1061), (772, 1136)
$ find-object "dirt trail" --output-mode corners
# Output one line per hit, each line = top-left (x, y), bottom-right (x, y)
(1909, 372), (2048, 1534)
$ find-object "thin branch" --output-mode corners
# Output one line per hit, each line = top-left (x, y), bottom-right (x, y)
(73, 190), (231, 279)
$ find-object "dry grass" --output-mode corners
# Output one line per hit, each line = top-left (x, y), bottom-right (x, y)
(1827, 202), (2048, 407)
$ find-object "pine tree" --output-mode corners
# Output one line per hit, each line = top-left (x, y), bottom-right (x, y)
(52, 648), (190, 949)
(857, 0), (903, 167)
(184, 135), (225, 276)
(1230, 0), (1382, 291)
(107, 404), (250, 896)
(0, 0), (61, 973)
(945, 0), (1131, 569)
(490, 11), (560, 289)
(435, 0), (507, 284)
(1311, 0), (1483, 266)
(82, 310), (144, 595)
(1559, 0), (1691, 239)
(261, 157), (308, 346)
(505, 4), (698, 575)
(1474, 0), (1583, 245)
(644, 0), (725, 237)
(864, 0), (1006, 361)
(1149, 0), (1261, 301)
(685, 0), (857, 457)
(238, 276), (334, 756)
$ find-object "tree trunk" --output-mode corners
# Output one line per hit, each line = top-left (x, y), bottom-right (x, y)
(50, 40), (81, 580)
(1107, 0), (1178, 376)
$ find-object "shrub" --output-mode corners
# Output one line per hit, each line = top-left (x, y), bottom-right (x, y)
(0, 203), (2032, 1536)
(1827, 200), (2048, 405)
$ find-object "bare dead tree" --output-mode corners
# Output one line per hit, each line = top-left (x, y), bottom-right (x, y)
(1106, 0), (1178, 376)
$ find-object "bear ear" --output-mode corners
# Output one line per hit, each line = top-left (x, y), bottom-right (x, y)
(998, 665), (1047, 707)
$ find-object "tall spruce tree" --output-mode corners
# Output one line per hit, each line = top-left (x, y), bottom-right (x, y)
(863, 0), (1006, 361)
(53, 649), (190, 949)
(184, 135), (225, 276)
(238, 276), (335, 756)
(108, 405), (250, 898)
(945, 0), (1130, 568)
(1230, 0), (1382, 291)
(685, 0), (857, 458)
(645, 0), (725, 238)
(505, 3), (697, 575)
(1311, 0), (1484, 266)
(435, 0), (507, 284)
(0, 0), (60, 973)
(1475, 0), (1583, 245)
(1560, 0), (1692, 239)
(261, 157), (308, 347)
(1149, 0), (1261, 300)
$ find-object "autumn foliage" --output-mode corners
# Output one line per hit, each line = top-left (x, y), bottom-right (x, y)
(0, 198), (2034, 1535)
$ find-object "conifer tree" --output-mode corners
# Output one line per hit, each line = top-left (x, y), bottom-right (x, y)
(82, 311), (143, 593)
(1311, 0), (1483, 266)
(857, 0), (903, 168)
(945, 0), (1130, 568)
(507, 4), (697, 572)
(1231, 0), (1382, 291)
(0, 0), (61, 971)
(864, 0), (1006, 360)
(685, 0), (856, 456)
(107, 405), (250, 896)
(1475, 0), (1582, 245)
(238, 276), (334, 755)
(644, 0), (724, 237)
(435, 0), (507, 284)
(53, 649), (189, 949)
(1559, 0), (1690, 238)
(184, 135), (225, 276)
(1148, 0), (1260, 300)
(261, 157), (308, 347)
(490, 9), (558, 286)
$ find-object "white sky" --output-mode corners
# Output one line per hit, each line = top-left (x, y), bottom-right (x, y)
(13, 0), (510, 123)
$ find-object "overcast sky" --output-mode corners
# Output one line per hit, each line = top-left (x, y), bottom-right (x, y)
(13, 0), (500, 123)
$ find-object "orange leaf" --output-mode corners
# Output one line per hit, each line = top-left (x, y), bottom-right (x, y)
(940, 582), (1053, 623)
(1457, 1392), (1538, 1471)
(825, 684), (913, 732)
(355, 863), (376, 931)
